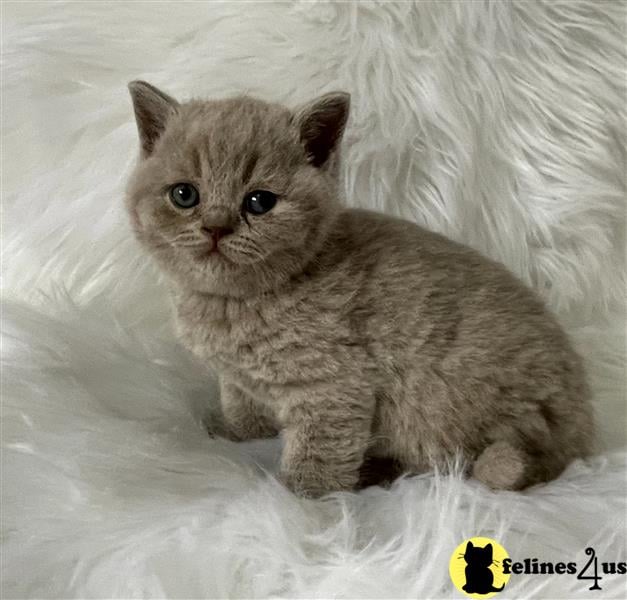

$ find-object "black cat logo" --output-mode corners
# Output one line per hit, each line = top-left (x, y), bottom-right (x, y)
(449, 537), (510, 598)
(462, 541), (505, 595)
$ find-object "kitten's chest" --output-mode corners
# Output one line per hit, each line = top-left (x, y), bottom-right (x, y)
(175, 293), (272, 359)
(174, 290), (343, 387)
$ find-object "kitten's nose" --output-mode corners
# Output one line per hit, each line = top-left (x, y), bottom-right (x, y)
(201, 226), (234, 244)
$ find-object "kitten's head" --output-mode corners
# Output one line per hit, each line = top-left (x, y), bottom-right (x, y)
(125, 81), (349, 297)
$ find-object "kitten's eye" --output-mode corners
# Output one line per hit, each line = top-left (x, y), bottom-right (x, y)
(243, 190), (277, 215)
(169, 183), (199, 209)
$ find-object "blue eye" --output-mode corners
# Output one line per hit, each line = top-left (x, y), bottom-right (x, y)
(243, 190), (277, 215)
(169, 183), (199, 209)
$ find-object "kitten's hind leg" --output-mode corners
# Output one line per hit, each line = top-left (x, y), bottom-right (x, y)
(211, 379), (279, 441)
(472, 436), (569, 491)
(472, 407), (579, 490)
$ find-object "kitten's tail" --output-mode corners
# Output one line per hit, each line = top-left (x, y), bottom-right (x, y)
(491, 584), (505, 592)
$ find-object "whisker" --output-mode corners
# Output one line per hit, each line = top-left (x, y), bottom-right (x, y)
(169, 236), (201, 244)
(224, 240), (263, 256)
(167, 229), (201, 243)
(227, 241), (260, 252)
(237, 234), (262, 249)
(174, 242), (208, 249)
(226, 247), (262, 260)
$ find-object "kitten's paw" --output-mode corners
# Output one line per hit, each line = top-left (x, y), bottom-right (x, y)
(279, 469), (354, 499)
(204, 420), (220, 438)
(279, 470), (326, 498)
(203, 418), (242, 441)
(204, 412), (279, 441)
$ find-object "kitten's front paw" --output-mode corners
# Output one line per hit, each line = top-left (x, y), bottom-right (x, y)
(279, 469), (354, 499)
(203, 418), (241, 441)
(279, 470), (327, 498)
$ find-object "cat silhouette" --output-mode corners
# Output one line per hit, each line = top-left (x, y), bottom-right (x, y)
(462, 541), (505, 594)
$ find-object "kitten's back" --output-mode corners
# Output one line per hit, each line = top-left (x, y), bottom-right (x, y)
(326, 208), (593, 481)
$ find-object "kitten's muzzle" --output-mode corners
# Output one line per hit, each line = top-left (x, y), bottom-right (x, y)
(201, 226), (234, 252)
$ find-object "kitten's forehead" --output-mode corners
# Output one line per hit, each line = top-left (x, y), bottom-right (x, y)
(168, 97), (298, 172)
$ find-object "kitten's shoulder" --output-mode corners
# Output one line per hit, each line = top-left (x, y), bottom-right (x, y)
(334, 208), (478, 262)
(331, 208), (536, 296)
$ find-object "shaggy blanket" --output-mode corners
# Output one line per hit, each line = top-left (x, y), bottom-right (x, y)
(2, 1), (625, 598)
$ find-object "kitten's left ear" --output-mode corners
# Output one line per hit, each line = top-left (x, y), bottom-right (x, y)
(295, 91), (350, 168)
(128, 80), (179, 157)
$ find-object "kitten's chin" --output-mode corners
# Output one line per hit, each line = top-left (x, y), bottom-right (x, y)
(190, 246), (238, 267)
(159, 253), (257, 297)
(163, 248), (304, 298)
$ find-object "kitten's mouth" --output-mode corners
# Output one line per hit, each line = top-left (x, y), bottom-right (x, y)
(197, 245), (220, 257)
(192, 243), (234, 265)
(189, 239), (220, 256)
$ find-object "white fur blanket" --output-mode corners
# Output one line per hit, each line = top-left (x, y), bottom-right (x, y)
(2, 1), (625, 598)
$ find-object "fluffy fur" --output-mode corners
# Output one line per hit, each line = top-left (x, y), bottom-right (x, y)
(2, 0), (625, 597)
(125, 85), (593, 495)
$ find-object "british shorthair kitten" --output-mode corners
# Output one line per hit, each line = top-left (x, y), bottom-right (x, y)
(125, 81), (594, 497)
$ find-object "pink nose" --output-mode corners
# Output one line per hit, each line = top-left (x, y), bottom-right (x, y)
(201, 226), (233, 244)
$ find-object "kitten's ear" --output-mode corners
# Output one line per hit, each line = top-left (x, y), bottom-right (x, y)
(466, 541), (474, 550)
(128, 80), (179, 157)
(295, 91), (350, 168)
(485, 544), (493, 557)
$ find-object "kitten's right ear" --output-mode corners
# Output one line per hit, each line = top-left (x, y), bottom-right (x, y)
(466, 541), (474, 550)
(128, 80), (179, 157)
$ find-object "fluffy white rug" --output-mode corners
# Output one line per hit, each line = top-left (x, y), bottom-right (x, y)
(2, 1), (625, 598)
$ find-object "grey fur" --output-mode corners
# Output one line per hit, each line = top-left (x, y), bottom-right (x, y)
(126, 82), (594, 497)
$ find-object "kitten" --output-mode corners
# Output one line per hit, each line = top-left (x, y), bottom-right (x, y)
(125, 81), (594, 497)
